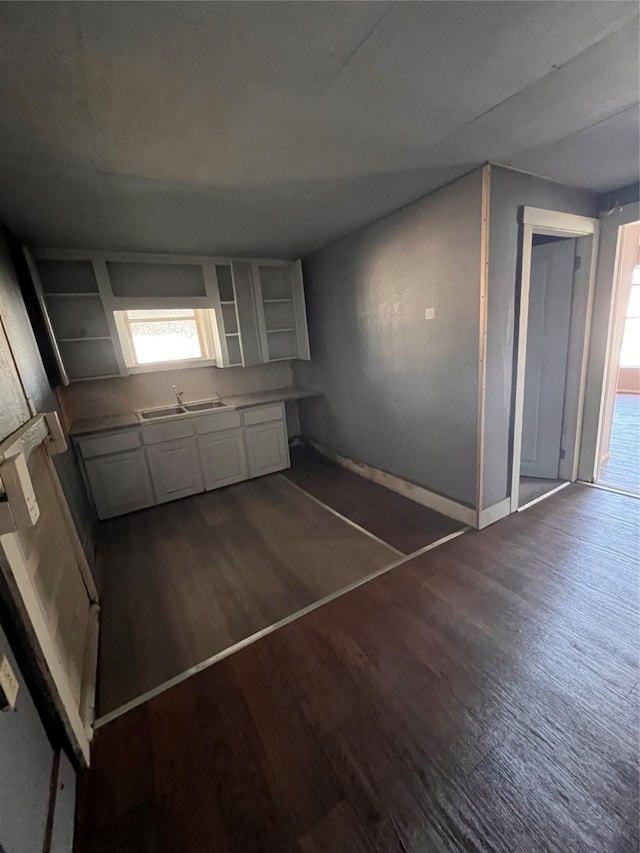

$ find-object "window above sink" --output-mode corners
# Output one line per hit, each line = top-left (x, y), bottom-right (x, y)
(114, 308), (218, 373)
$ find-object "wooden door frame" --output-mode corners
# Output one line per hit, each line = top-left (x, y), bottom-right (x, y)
(593, 221), (640, 480)
(510, 207), (600, 513)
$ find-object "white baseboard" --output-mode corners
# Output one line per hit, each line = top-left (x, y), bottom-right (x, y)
(477, 497), (511, 529)
(306, 439), (477, 527)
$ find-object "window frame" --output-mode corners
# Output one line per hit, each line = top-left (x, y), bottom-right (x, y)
(113, 307), (218, 372)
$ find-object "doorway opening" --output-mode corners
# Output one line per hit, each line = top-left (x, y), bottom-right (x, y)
(511, 207), (600, 512)
(518, 234), (575, 507)
(596, 221), (640, 495)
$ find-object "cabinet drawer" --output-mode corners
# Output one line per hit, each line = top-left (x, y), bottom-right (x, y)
(77, 429), (140, 459)
(242, 404), (284, 426)
(194, 410), (242, 435)
(142, 418), (195, 445)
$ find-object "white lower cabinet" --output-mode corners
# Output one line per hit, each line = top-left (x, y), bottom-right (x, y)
(146, 436), (204, 503)
(244, 420), (290, 478)
(85, 449), (154, 519)
(78, 403), (292, 517)
(197, 429), (248, 490)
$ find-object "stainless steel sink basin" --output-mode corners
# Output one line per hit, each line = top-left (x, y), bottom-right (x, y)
(183, 400), (227, 412)
(138, 399), (233, 422)
(140, 406), (186, 420)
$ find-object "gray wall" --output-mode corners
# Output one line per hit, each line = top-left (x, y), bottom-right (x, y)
(0, 621), (75, 853)
(0, 229), (96, 562)
(296, 170), (483, 507)
(482, 165), (597, 507)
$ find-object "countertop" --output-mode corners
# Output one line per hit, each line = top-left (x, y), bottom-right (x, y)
(68, 385), (323, 436)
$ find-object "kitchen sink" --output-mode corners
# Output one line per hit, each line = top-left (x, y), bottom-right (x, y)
(183, 400), (227, 412)
(140, 406), (186, 420)
(138, 399), (233, 421)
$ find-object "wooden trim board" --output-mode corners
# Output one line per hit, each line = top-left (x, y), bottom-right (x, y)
(476, 163), (491, 514)
(517, 480), (570, 512)
(477, 496), (511, 529)
(305, 439), (477, 527)
(510, 208), (600, 512)
(279, 475), (404, 557)
(94, 525), (469, 729)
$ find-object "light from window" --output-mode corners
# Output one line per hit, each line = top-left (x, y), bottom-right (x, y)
(116, 308), (211, 366)
(620, 270), (640, 367)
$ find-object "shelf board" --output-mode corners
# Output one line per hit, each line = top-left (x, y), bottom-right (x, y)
(262, 298), (293, 304)
(267, 356), (296, 362)
(225, 332), (240, 337)
(220, 301), (236, 305)
(45, 292), (100, 298)
(266, 328), (295, 334)
(69, 373), (123, 382)
(58, 336), (111, 343)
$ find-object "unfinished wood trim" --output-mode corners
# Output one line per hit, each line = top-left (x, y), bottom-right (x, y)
(517, 480), (571, 512)
(566, 225), (600, 481)
(476, 163), (491, 516)
(94, 525), (470, 729)
(511, 208), (601, 513)
(510, 223), (534, 513)
(278, 474), (404, 557)
(477, 496), (510, 529)
(522, 207), (599, 234)
(306, 439), (477, 527)
(579, 480), (640, 499)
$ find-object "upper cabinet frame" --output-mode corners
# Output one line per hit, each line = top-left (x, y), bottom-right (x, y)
(28, 248), (310, 382)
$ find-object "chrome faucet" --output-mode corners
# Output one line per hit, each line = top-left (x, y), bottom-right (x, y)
(172, 385), (185, 406)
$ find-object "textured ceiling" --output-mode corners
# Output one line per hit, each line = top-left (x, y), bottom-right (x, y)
(0, 1), (638, 257)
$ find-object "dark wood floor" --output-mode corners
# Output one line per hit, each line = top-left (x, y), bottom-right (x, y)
(97, 475), (396, 716)
(77, 485), (640, 852)
(284, 445), (465, 553)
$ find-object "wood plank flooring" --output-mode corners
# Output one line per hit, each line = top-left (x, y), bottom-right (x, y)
(96, 475), (397, 716)
(77, 484), (640, 852)
(284, 445), (465, 553)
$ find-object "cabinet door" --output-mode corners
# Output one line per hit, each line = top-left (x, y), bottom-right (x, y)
(85, 449), (154, 519)
(197, 429), (248, 490)
(245, 421), (290, 478)
(146, 437), (204, 503)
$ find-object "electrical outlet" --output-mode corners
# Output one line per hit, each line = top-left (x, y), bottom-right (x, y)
(425, 307), (435, 320)
(0, 655), (19, 711)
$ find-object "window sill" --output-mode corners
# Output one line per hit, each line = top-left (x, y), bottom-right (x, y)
(126, 358), (217, 375)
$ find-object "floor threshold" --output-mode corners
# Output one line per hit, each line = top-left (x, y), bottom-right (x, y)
(94, 525), (469, 729)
